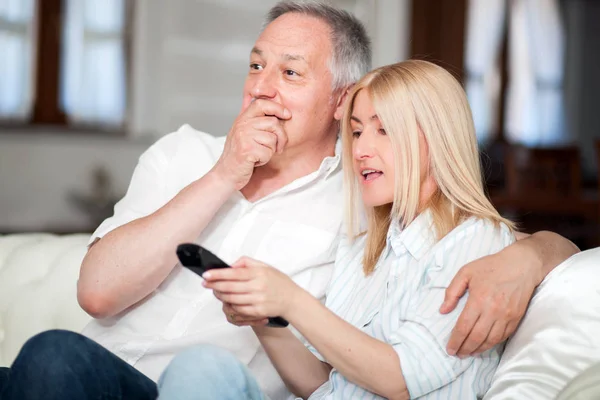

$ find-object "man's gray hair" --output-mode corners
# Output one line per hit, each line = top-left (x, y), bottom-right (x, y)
(265, 1), (372, 92)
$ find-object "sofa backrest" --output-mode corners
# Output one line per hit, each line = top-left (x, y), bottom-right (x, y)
(0, 234), (92, 366)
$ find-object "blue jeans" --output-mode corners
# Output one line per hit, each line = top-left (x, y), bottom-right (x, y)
(0, 329), (157, 400)
(0, 368), (9, 395)
(158, 344), (266, 400)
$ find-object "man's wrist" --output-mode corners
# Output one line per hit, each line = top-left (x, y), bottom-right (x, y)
(203, 167), (238, 195)
(515, 236), (545, 285)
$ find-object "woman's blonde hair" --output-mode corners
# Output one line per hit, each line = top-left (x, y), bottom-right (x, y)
(341, 60), (514, 275)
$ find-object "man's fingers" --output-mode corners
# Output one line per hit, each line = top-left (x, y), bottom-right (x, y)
(472, 321), (507, 355)
(251, 129), (278, 153)
(502, 320), (519, 341)
(455, 317), (496, 357)
(251, 117), (288, 153)
(246, 143), (274, 168)
(447, 306), (480, 356)
(441, 271), (469, 314)
(248, 99), (292, 121)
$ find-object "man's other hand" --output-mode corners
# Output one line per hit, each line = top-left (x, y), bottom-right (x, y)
(440, 241), (541, 357)
(212, 99), (291, 191)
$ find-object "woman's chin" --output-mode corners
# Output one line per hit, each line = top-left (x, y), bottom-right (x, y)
(361, 195), (392, 208)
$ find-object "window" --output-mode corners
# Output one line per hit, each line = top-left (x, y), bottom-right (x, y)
(0, 0), (35, 120)
(0, 0), (129, 129)
(463, 0), (568, 147)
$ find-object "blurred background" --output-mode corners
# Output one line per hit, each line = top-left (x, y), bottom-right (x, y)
(0, 0), (598, 249)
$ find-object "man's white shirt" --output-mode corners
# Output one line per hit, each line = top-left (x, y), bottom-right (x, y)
(81, 124), (344, 399)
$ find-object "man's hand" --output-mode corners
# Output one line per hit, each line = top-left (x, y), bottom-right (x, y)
(440, 241), (542, 357)
(211, 99), (291, 191)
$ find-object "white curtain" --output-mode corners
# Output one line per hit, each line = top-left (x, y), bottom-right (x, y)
(0, 0), (35, 120)
(61, 0), (127, 127)
(505, 0), (568, 146)
(464, 0), (506, 147)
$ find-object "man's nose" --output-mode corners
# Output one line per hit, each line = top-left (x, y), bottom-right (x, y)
(251, 68), (277, 99)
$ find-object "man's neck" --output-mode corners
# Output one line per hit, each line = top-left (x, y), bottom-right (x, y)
(241, 135), (337, 203)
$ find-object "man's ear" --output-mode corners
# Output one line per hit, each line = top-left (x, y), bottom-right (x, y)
(333, 85), (354, 121)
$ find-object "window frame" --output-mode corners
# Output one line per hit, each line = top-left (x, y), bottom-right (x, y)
(0, 0), (134, 135)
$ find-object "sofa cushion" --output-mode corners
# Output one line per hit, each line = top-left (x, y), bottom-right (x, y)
(0, 234), (92, 366)
(485, 247), (600, 399)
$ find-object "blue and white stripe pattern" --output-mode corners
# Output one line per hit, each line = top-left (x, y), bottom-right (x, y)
(306, 211), (515, 399)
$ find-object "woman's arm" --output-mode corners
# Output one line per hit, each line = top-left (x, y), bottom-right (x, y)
(251, 325), (332, 399)
(286, 290), (410, 400)
(206, 260), (410, 400)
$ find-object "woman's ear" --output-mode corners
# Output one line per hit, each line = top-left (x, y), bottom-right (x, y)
(333, 86), (353, 121)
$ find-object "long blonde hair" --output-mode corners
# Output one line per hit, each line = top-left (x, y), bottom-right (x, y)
(342, 60), (514, 275)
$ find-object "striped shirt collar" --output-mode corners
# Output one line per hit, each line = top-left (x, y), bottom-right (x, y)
(387, 210), (437, 260)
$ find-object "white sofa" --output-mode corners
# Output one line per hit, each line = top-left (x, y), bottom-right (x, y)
(0, 234), (92, 366)
(0, 233), (599, 399)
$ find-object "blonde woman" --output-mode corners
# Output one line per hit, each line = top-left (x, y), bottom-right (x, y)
(157, 60), (515, 400)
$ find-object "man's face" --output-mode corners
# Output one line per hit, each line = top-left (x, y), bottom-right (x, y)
(241, 13), (339, 150)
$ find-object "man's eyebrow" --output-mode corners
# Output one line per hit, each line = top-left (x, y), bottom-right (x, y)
(250, 48), (306, 63)
(283, 53), (307, 63)
(251, 47), (263, 57)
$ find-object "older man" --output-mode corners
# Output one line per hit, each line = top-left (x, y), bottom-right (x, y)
(0, 2), (577, 400)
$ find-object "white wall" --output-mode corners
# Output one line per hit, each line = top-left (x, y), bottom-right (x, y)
(130, 0), (411, 138)
(0, 0), (412, 232)
(0, 132), (151, 232)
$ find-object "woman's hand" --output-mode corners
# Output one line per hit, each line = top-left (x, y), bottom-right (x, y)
(202, 256), (302, 321)
(222, 302), (269, 327)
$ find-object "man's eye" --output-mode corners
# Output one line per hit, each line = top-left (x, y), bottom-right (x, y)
(284, 69), (298, 76)
(250, 63), (263, 70)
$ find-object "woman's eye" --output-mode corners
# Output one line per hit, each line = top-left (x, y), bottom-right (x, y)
(352, 131), (361, 137)
(378, 128), (387, 135)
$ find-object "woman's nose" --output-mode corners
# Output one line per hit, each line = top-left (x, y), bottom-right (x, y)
(353, 133), (374, 160)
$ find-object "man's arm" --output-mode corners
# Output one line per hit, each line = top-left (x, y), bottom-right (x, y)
(78, 171), (236, 318)
(514, 231), (580, 281)
(441, 231), (580, 356)
(78, 100), (291, 319)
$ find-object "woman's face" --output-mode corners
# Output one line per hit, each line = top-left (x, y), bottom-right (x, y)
(351, 89), (434, 209)
(350, 90), (396, 208)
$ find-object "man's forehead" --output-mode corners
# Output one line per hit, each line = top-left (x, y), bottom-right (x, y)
(251, 46), (309, 63)
(253, 13), (331, 59)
